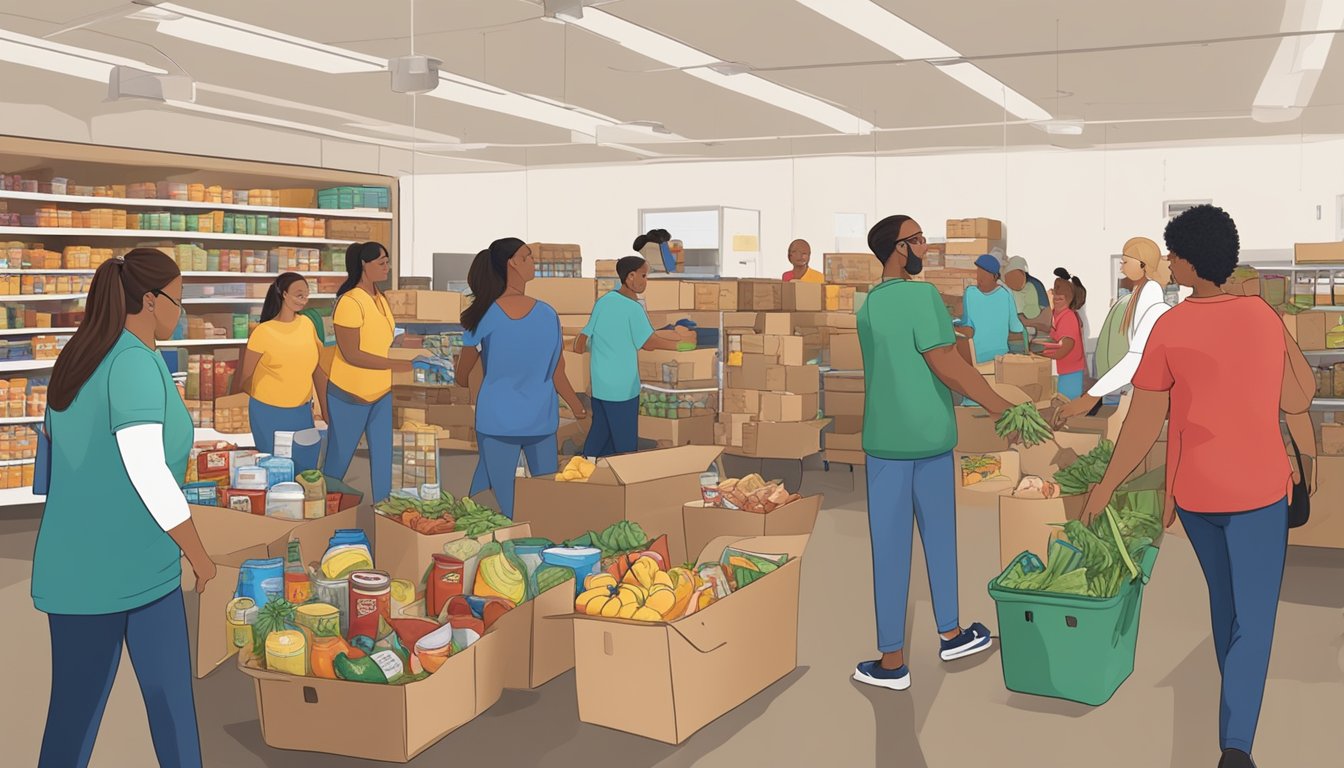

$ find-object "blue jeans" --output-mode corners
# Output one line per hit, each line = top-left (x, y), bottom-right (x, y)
(323, 384), (392, 503)
(582, 396), (639, 458)
(248, 397), (319, 473)
(1058, 370), (1085, 400)
(470, 433), (558, 519)
(40, 588), (201, 768)
(865, 452), (960, 653)
(1178, 499), (1288, 754)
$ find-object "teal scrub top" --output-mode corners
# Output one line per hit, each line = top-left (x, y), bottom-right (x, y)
(583, 291), (655, 403)
(32, 330), (194, 615)
(962, 285), (1024, 364)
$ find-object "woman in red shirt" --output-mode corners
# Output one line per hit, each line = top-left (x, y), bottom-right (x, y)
(1081, 205), (1315, 768)
(1041, 267), (1088, 399)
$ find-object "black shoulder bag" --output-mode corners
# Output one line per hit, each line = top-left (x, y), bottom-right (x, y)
(1288, 434), (1310, 529)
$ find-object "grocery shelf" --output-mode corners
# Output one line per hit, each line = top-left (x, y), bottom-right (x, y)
(0, 458), (35, 467)
(0, 293), (86, 302)
(182, 271), (347, 278)
(0, 190), (393, 220)
(0, 269), (94, 275)
(1303, 349), (1344, 355)
(160, 338), (248, 347)
(0, 416), (42, 425)
(640, 383), (719, 393)
(194, 428), (255, 447)
(0, 487), (43, 506)
(0, 226), (355, 246)
(182, 294), (335, 304)
(0, 359), (56, 372)
(0, 327), (78, 336)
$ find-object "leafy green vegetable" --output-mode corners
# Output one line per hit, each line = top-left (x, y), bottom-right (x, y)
(1052, 440), (1115, 496)
(251, 597), (296, 658)
(995, 402), (1053, 447)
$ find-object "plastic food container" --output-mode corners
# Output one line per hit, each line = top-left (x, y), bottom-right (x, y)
(699, 471), (722, 506)
(542, 546), (602, 595)
(265, 482), (305, 521)
(234, 557), (283, 606)
(224, 488), (267, 515)
(233, 465), (269, 491)
(182, 481), (219, 506)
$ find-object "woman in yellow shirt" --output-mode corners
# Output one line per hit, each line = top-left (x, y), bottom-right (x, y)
(781, 239), (824, 283)
(323, 242), (412, 502)
(236, 272), (328, 472)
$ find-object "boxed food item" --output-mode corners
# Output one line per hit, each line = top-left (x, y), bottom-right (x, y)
(682, 486), (821, 562)
(1295, 242), (1344, 264)
(373, 499), (529, 589)
(1283, 310), (1328, 350)
(638, 348), (719, 384)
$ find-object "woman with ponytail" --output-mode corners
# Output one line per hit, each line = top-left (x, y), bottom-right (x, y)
(235, 272), (329, 471)
(34, 248), (211, 767)
(457, 238), (585, 518)
(1041, 267), (1090, 400)
(323, 242), (411, 503)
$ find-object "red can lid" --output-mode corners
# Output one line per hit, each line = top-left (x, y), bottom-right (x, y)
(348, 570), (390, 591)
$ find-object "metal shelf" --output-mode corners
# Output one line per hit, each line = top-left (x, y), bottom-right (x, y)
(160, 339), (247, 347)
(0, 359), (55, 372)
(0, 226), (355, 245)
(0, 416), (42, 425)
(0, 487), (43, 506)
(0, 327), (77, 336)
(0, 458), (34, 467)
(0, 189), (392, 219)
(0, 293), (86, 302)
(182, 294), (335, 304)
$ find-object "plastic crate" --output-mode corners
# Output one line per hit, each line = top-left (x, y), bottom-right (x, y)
(988, 545), (1159, 706)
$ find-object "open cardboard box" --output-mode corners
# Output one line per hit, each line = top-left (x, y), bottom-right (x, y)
(639, 414), (716, 447)
(956, 450), (1022, 507)
(184, 504), (359, 678)
(514, 445), (723, 565)
(735, 418), (831, 460)
(995, 432), (1103, 569)
(570, 533), (809, 744)
(954, 382), (1032, 453)
(374, 516), (533, 587)
(236, 616), (505, 763)
(682, 495), (822, 566)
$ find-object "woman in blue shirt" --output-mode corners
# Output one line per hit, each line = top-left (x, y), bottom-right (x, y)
(457, 238), (586, 517)
(33, 248), (215, 767)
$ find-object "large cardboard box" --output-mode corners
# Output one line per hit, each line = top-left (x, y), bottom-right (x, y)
(995, 354), (1055, 403)
(824, 391), (865, 417)
(644, 280), (695, 312)
(737, 280), (784, 311)
(638, 348), (719, 384)
(573, 534), (809, 744)
(1289, 454), (1344, 548)
(692, 281), (739, 311)
(184, 504), (358, 678)
(828, 332), (862, 371)
(513, 445), (724, 564)
(238, 624), (502, 762)
(476, 578), (580, 691)
(374, 516), (533, 586)
(1283, 310), (1328, 350)
(946, 218), (1004, 240)
(825, 372), (865, 393)
(726, 354), (770, 390)
(526, 278), (597, 314)
(957, 450), (1022, 501)
(944, 238), (1006, 256)
(682, 497), (822, 566)
(753, 312), (794, 336)
(826, 430), (864, 452)
(823, 253), (883, 286)
(723, 388), (762, 415)
(739, 419), (830, 459)
(1295, 242), (1344, 264)
(740, 334), (804, 365)
(996, 433), (1105, 568)
(760, 392), (820, 422)
(953, 383), (1033, 452)
(715, 413), (755, 448)
(766, 364), (821, 394)
(825, 449), (867, 466)
(1321, 423), (1344, 456)
(783, 281), (823, 312)
(385, 290), (461, 323)
(326, 219), (392, 244)
(639, 414), (716, 447)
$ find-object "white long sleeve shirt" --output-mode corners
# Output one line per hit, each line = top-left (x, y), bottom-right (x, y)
(1087, 280), (1171, 398)
(117, 423), (191, 532)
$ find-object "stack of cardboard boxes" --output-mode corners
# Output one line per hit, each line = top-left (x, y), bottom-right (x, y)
(822, 332), (864, 466)
(944, 217), (1006, 262)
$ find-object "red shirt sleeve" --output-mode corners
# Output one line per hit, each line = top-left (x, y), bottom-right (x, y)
(781, 270), (795, 282)
(1132, 317), (1174, 392)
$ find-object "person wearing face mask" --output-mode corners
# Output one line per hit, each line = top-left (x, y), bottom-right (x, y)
(781, 239), (824, 283)
(850, 215), (1023, 693)
(955, 254), (1025, 367)
(1040, 268), (1089, 400)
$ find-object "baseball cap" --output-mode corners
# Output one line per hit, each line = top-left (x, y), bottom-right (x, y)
(974, 253), (1001, 276)
(1005, 256), (1029, 275)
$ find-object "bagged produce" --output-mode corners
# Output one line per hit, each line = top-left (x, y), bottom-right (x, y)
(556, 456), (596, 482)
(473, 542), (527, 604)
(713, 474), (802, 513)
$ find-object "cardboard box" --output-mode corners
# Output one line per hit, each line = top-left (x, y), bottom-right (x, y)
(824, 391), (865, 417)
(526, 278), (597, 314)
(385, 290), (461, 323)
(558, 314), (591, 336)
(389, 348), (422, 387)
(753, 312), (794, 336)
(722, 388), (762, 415)
(823, 253), (884, 286)
(374, 516), (532, 586)
(824, 372), (865, 393)
(736, 280), (784, 311)
(793, 311), (858, 330)
(824, 284), (857, 312)
(998, 492), (1089, 569)
(727, 354), (771, 390)
(682, 497), (822, 566)
(1322, 423), (1344, 455)
(1283, 311), (1328, 350)
(739, 419), (830, 459)
(766, 364), (821, 394)
(573, 534), (808, 744)
(484, 578), (579, 691)
(828, 332), (862, 371)
(643, 280), (695, 312)
(639, 414), (716, 447)
(958, 450), (1022, 494)
(995, 354), (1055, 404)
(638, 348), (719, 384)
(1289, 455), (1344, 548)
(326, 219), (392, 244)
(944, 238), (1007, 256)
(783, 281), (823, 312)
(760, 392), (820, 422)
(946, 218), (1004, 240)
(824, 449), (866, 465)
(562, 350), (591, 395)
(513, 445), (724, 564)
(715, 413), (755, 448)
(1295, 242), (1344, 264)
(826, 430), (864, 451)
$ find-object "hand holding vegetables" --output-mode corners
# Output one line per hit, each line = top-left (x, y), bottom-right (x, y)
(995, 402), (1053, 448)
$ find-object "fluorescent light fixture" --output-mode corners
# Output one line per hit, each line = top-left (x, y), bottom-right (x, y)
(1253, 0), (1344, 122)
(795, 0), (1052, 122)
(542, 0), (587, 22)
(426, 79), (619, 135)
(145, 3), (383, 74)
(564, 8), (873, 134)
(1040, 119), (1084, 136)
(0, 27), (163, 82)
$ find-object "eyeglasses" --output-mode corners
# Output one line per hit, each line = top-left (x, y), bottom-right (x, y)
(153, 290), (182, 310)
(898, 233), (927, 247)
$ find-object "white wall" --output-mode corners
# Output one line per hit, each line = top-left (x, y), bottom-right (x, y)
(401, 138), (1344, 331)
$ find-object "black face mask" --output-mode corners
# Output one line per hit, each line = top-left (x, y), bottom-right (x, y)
(902, 243), (924, 276)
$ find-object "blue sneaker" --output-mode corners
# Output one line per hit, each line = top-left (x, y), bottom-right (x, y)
(939, 622), (993, 661)
(852, 660), (911, 691)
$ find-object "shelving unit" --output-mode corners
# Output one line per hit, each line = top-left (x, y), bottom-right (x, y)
(0, 134), (399, 506)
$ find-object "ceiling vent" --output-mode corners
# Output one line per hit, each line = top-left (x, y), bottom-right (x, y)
(1163, 199), (1212, 219)
(107, 66), (194, 102)
(390, 55), (441, 95)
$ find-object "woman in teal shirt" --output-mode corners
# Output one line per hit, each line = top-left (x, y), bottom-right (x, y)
(33, 248), (215, 768)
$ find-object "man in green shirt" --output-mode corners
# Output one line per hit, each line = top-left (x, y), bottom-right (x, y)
(852, 214), (1022, 693)
(576, 256), (691, 457)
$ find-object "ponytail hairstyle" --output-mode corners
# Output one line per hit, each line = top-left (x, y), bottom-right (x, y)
(460, 237), (527, 332)
(260, 272), (307, 323)
(631, 229), (671, 252)
(1053, 267), (1087, 311)
(1120, 237), (1162, 334)
(49, 247), (181, 412)
(336, 241), (388, 297)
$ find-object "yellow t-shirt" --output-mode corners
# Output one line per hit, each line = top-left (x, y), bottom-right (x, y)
(246, 318), (322, 408)
(782, 268), (825, 284)
(329, 288), (395, 402)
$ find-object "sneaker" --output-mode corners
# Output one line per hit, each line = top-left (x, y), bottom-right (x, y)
(939, 622), (993, 661)
(1218, 749), (1256, 768)
(852, 660), (911, 691)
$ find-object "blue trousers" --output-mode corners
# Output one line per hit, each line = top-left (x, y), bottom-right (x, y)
(1058, 370), (1085, 400)
(582, 396), (639, 458)
(248, 397), (319, 473)
(323, 384), (392, 503)
(40, 588), (201, 768)
(470, 433), (557, 519)
(865, 452), (960, 653)
(1178, 499), (1288, 754)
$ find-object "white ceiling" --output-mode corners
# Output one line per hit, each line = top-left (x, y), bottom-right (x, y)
(2, 0), (1343, 170)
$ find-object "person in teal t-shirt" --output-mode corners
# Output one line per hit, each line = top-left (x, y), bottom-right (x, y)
(32, 248), (214, 767)
(956, 253), (1025, 365)
(576, 256), (693, 457)
(852, 216), (1024, 695)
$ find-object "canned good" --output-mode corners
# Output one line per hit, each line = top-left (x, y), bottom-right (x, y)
(225, 597), (258, 649)
(311, 576), (350, 637)
(347, 570), (391, 640)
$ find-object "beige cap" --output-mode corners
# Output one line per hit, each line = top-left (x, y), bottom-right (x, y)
(1005, 256), (1029, 274)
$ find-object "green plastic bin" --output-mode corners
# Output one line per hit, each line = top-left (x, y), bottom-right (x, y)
(988, 545), (1159, 706)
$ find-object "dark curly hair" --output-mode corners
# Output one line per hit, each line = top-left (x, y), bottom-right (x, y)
(1164, 205), (1240, 286)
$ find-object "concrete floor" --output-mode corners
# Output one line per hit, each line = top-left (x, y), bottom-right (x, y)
(3, 453), (1343, 767)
